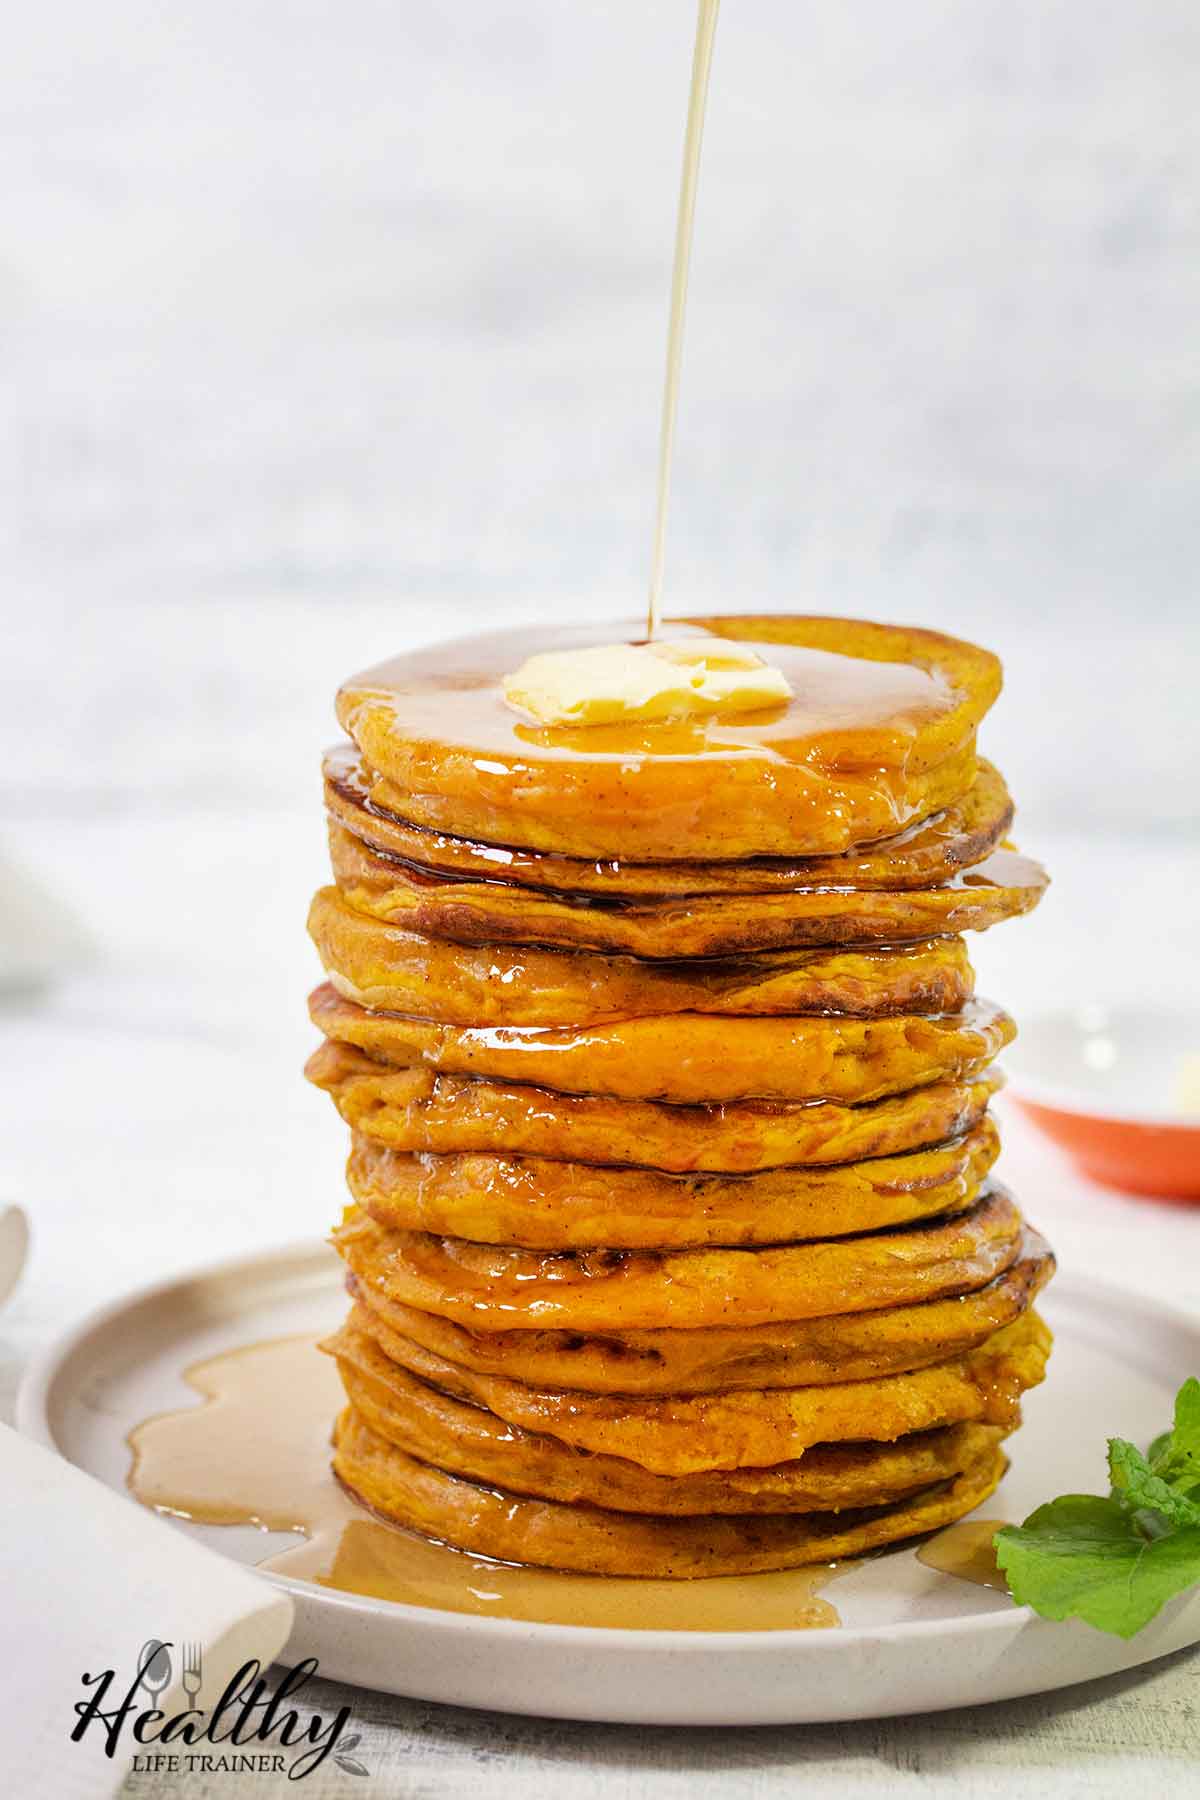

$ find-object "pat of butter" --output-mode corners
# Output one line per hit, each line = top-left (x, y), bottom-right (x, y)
(1171, 1053), (1200, 1118)
(502, 640), (793, 726)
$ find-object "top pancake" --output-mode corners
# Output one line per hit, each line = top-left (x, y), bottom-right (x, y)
(334, 616), (1002, 861)
(324, 750), (1015, 899)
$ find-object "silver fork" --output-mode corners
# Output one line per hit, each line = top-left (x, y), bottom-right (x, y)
(181, 1641), (204, 1708)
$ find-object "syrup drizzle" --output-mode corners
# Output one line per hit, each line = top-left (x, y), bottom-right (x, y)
(647, 0), (721, 640)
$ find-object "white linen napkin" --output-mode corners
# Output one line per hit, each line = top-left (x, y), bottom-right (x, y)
(0, 849), (93, 993)
(0, 1424), (295, 1798)
(0, 1204), (29, 1307)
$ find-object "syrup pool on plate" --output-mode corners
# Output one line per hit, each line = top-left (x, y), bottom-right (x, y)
(128, 1334), (845, 1632)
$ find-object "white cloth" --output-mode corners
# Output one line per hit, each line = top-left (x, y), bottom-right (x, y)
(0, 1205), (29, 1308)
(0, 1424), (294, 1798)
(0, 851), (93, 994)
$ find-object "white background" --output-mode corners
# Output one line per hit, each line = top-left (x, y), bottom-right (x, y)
(3, 0), (1199, 836)
(2, 5), (1199, 1794)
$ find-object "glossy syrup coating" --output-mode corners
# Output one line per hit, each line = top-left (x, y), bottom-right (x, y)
(326, 819), (1046, 957)
(324, 747), (1016, 896)
(331, 1188), (1023, 1334)
(306, 1037), (1003, 1172)
(328, 1320), (1010, 1514)
(307, 884), (976, 1024)
(334, 617), (1002, 859)
(340, 1117), (1001, 1250)
(330, 1309), (1049, 1478)
(307, 981), (1013, 1106)
(341, 1232), (1052, 1396)
(331, 1406), (1011, 1578)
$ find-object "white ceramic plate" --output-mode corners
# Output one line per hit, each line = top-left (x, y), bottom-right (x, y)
(16, 1242), (1200, 1726)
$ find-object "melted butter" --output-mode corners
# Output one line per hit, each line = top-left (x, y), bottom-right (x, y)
(501, 639), (792, 729)
(917, 1519), (1011, 1590)
(128, 1334), (842, 1632)
(341, 625), (952, 772)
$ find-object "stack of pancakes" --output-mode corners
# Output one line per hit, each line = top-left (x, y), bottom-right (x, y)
(306, 616), (1053, 1579)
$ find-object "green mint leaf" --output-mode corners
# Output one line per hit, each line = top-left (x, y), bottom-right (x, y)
(995, 1496), (1200, 1638)
(1146, 1429), (1172, 1466)
(1149, 1378), (1200, 1490)
(1108, 1438), (1200, 1528)
(1173, 1377), (1200, 1450)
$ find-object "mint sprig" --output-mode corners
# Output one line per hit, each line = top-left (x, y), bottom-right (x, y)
(994, 1377), (1200, 1638)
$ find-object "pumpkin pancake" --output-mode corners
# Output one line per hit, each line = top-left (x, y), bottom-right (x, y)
(360, 745), (980, 868)
(333, 1308), (1049, 1476)
(331, 1189), (1022, 1333)
(326, 1319), (1010, 1515)
(306, 1038), (1003, 1171)
(335, 618), (1001, 861)
(324, 744), (1015, 896)
(308, 984), (1013, 1106)
(309, 886), (975, 1024)
(345, 1231), (1052, 1393)
(342, 1117), (1000, 1249)
(328, 827), (1046, 958)
(332, 1405), (1008, 1576)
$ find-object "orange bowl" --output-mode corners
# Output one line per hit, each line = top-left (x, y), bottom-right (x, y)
(1007, 1007), (1200, 1201)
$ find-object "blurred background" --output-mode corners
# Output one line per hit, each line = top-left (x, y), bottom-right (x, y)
(2, 1), (1198, 1359)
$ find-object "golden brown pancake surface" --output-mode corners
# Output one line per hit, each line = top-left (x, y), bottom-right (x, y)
(309, 886), (975, 1024)
(342, 1117), (1000, 1249)
(307, 1038), (1003, 1171)
(308, 983), (1013, 1106)
(327, 1320), (1010, 1515)
(327, 830), (1048, 957)
(325, 831), (1043, 964)
(332, 1189), (1023, 1333)
(335, 617), (1001, 860)
(337, 1309), (1049, 1475)
(325, 746), (1015, 897)
(332, 1405), (1008, 1577)
(343, 1230), (1053, 1393)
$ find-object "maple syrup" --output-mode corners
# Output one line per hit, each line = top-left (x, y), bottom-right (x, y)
(128, 1335), (843, 1632)
(647, 0), (720, 638)
(916, 1519), (1010, 1590)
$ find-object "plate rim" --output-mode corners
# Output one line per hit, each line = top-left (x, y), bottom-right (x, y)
(1003, 1001), (1200, 1128)
(14, 1237), (1200, 1656)
(1008, 1078), (1200, 1132)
